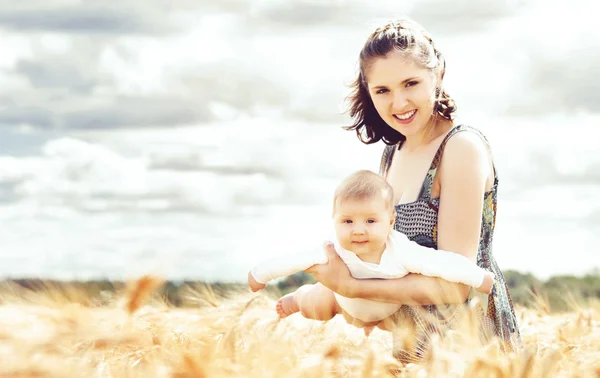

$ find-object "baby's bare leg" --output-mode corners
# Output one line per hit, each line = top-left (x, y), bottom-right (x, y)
(276, 283), (339, 320)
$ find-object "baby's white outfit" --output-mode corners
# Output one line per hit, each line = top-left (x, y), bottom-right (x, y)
(250, 230), (486, 322)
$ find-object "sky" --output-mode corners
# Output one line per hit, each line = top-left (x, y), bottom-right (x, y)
(0, 0), (598, 281)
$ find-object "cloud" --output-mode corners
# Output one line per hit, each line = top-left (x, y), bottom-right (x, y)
(512, 51), (600, 114)
(64, 96), (213, 129)
(0, 0), (260, 36)
(2, 136), (292, 214)
(0, 91), (212, 130)
(1, 57), (292, 129)
(13, 57), (104, 93)
(0, 3), (175, 35)
(248, 1), (370, 28)
(0, 102), (56, 129)
(408, 0), (521, 35)
(173, 62), (292, 113)
(2, 0), (591, 133)
(4, 0), (503, 38)
(241, 0), (518, 36)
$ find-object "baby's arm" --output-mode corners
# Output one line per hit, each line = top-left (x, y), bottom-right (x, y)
(391, 231), (494, 293)
(248, 249), (329, 291)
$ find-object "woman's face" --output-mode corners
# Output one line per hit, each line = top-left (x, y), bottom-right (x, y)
(365, 50), (438, 139)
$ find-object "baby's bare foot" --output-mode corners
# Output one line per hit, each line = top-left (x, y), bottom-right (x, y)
(248, 271), (266, 292)
(276, 293), (299, 318)
(477, 271), (495, 294)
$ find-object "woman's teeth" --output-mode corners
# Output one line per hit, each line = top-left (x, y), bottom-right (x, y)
(394, 110), (416, 120)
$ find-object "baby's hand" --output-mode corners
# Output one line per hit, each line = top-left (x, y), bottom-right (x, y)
(248, 271), (266, 292)
(476, 271), (495, 295)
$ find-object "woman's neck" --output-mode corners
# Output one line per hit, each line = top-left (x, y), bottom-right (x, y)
(403, 117), (453, 151)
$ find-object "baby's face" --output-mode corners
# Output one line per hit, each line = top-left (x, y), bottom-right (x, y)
(333, 196), (394, 261)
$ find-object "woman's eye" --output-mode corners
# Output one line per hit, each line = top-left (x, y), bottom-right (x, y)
(406, 81), (419, 88)
(375, 88), (388, 95)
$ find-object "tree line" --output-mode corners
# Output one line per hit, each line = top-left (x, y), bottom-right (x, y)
(1, 269), (599, 312)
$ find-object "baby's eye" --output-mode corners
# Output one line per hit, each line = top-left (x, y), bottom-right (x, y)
(343, 219), (353, 224)
(406, 81), (419, 88)
(367, 219), (376, 224)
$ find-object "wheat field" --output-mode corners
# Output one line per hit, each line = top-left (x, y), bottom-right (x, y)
(0, 276), (598, 377)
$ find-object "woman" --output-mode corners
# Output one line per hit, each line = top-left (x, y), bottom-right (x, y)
(305, 18), (521, 359)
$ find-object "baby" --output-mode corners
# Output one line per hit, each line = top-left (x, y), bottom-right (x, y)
(248, 170), (494, 333)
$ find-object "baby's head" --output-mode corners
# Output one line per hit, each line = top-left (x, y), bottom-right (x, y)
(332, 170), (396, 258)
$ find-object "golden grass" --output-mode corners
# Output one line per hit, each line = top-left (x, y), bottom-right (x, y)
(0, 277), (598, 377)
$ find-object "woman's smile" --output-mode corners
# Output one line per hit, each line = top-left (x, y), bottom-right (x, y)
(393, 109), (417, 124)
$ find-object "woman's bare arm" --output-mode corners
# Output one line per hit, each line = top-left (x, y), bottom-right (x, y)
(307, 247), (471, 305)
(307, 132), (491, 305)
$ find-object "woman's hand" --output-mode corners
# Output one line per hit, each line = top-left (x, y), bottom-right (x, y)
(304, 242), (356, 297)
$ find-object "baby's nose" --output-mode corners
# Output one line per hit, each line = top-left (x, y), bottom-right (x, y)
(353, 225), (366, 234)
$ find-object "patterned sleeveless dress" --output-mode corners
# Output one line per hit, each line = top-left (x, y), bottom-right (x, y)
(379, 125), (521, 359)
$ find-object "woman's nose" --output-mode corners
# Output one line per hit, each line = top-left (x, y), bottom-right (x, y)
(392, 92), (408, 110)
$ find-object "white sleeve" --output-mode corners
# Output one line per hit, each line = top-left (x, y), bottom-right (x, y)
(390, 231), (485, 288)
(250, 249), (329, 284)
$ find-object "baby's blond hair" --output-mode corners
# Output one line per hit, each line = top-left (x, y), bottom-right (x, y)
(333, 170), (395, 214)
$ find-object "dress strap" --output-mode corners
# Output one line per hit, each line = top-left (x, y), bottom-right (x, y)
(379, 143), (398, 179)
(417, 124), (498, 201)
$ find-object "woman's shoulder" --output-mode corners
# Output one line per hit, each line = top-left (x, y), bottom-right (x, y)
(442, 124), (493, 163)
(432, 124), (494, 184)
